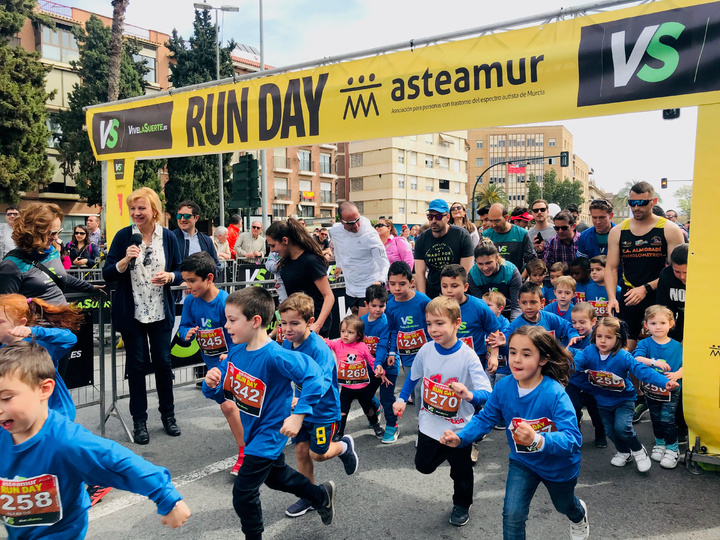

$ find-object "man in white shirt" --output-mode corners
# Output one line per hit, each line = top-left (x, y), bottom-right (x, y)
(0, 205), (20, 259)
(331, 202), (390, 317)
(235, 221), (266, 260)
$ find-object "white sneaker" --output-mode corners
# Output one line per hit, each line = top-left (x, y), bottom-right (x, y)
(610, 452), (632, 467)
(570, 499), (589, 540)
(660, 449), (679, 469)
(632, 447), (652, 472)
(650, 445), (666, 462)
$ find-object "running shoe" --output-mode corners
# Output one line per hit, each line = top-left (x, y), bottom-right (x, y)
(610, 452), (632, 467)
(449, 505), (470, 527)
(632, 447), (652, 472)
(338, 435), (359, 475)
(382, 425), (399, 444)
(650, 445), (666, 462)
(317, 481), (336, 525)
(660, 449), (679, 469)
(570, 499), (589, 540)
(372, 423), (385, 439)
(632, 402), (649, 423)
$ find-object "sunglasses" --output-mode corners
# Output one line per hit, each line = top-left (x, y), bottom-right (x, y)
(450, 206), (464, 211)
(176, 213), (195, 220)
(374, 223), (388, 228)
(5, 212), (19, 217)
(143, 246), (153, 266)
(74, 231), (86, 236)
(251, 225), (262, 229)
(340, 217), (361, 225)
(531, 207), (547, 213)
(554, 225), (571, 231)
(628, 199), (652, 207)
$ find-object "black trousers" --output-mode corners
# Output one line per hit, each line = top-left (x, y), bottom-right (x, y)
(415, 431), (474, 509)
(121, 320), (174, 422)
(233, 453), (327, 540)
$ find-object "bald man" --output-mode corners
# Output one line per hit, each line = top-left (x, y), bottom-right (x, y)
(482, 203), (536, 273)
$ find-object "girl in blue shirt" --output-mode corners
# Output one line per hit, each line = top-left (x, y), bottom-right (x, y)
(441, 326), (588, 540)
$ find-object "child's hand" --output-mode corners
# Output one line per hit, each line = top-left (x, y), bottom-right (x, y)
(567, 336), (582, 347)
(440, 430), (461, 447)
(219, 354), (227, 361)
(280, 413), (304, 438)
(291, 397), (299, 410)
(511, 421), (537, 447)
(655, 360), (671, 372)
(392, 400), (406, 419)
(665, 370), (681, 383)
(161, 500), (191, 528)
(204, 367), (222, 388)
(486, 330), (506, 349)
(486, 355), (498, 374)
(184, 327), (199, 341)
(386, 354), (396, 367)
(665, 380), (680, 391)
(8, 326), (31, 338)
(448, 381), (473, 401)
(380, 373), (393, 387)
(374, 365), (385, 378)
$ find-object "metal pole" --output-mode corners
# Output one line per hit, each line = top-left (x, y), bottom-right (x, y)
(259, 0), (269, 230)
(215, 9), (225, 227)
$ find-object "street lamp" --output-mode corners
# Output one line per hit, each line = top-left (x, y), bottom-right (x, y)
(470, 159), (529, 221)
(193, 2), (239, 227)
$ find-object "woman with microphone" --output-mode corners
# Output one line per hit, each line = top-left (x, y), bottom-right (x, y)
(103, 188), (183, 445)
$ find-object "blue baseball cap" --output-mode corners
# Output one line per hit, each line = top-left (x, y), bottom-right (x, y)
(428, 199), (449, 213)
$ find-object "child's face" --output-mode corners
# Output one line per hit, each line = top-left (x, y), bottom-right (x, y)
(181, 271), (213, 299)
(340, 324), (359, 345)
(440, 276), (468, 302)
(279, 309), (312, 345)
(590, 263), (605, 284)
(594, 325), (618, 354)
(645, 314), (673, 340)
(483, 299), (504, 317)
(519, 292), (543, 321)
(0, 373), (53, 444)
(224, 304), (259, 344)
(569, 265), (590, 284)
(571, 314), (596, 337)
(388, 274), (413, 301)
(672, 263), (687, 285)
(554, 286), (574, 306)
(0, 313), (21, 344)
(508, 334), (547, 386)
(549, 270), (563, 287)
(426, 312), (461, 349)
(364, 299), (386, 320)
(529, 272), (545, 286)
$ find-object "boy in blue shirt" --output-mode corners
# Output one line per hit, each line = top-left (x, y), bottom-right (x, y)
(0, 341), (190, 539)
(586, 255), (620, 317)
(568, 256), (592, 303)
(544, 262), (568, 304)
(482, 291), (511, 386)
(203, 287), (336, 538)
(543, 276), (576, 323)
(361, 284), (399, 444)
(278, 292), (356, 517)
(178, 252), (244, 475)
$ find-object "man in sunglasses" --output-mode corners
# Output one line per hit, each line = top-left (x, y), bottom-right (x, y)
(414, 199), (474, 298)
(172, 200), (221, 275)
(605, 182), (685, 351)
(235, 221), (267, 260)
(527, 199), (555, 255)
(482, 203), (537, 275)
(543, 210), (580, 268)
(577, 199), (615, 259)
(0, 205), (20, 259)
(331, 201), (389, 316)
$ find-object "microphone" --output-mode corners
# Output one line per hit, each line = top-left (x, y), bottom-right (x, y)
(128, 233), (143, 270)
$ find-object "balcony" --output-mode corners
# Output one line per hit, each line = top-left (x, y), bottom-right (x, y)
(273, 156), (292, 172)
(273, 188), (291, 201)
(298, 160), (316, 176)
(300, 191), (317, 204)
(320, 191), (336, 205)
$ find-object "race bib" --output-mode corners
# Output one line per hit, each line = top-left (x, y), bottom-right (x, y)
(276, 325), (285, 344)
(640, 381), (671, 402)
(422, 377), (460, 418)
(574, 292), (586, 303)
(510, 417), (557, 453)
(0, 474), (62, 528)
(337, 357), (370, 386)
(397, 329), (427, 355)
(459, 336), (474, 350)
(589, 300), (609, 317)
(223, 363), (267, 417)
(196, 328), (229, 356)
(364, 336), (379, 356)
(586, 370), (626, 391)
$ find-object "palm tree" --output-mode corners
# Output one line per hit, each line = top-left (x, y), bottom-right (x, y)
(475, 184), (508, 208)
(613, 180), (663, 210)
(107, 0), (130, 101)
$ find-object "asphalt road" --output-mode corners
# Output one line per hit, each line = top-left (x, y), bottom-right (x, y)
(5, 377), (719, 540)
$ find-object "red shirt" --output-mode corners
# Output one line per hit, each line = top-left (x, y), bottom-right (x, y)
(227, 224), (240, 259)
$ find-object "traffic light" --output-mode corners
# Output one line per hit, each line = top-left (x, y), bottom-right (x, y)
(560, 151), (569, 168)
(229, 154), (261, 208)
(661, 178), (668, 189)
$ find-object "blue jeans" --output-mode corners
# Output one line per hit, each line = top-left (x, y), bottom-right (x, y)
(647, 391), (680, 447)
(502, 460), (585, 540)
(597, 400), (642, 454)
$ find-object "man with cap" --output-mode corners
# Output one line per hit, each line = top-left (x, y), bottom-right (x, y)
(414, 199), (474, 298)
(482, 203), (537, 274)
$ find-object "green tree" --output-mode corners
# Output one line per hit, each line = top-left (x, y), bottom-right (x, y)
(553, 179), (585, 210)
(0, 0), (54, 203)
(527, 175), (542, 206)
(56, 15), (163, 206)
(541, 169), (558, 203)
(674, 185), (692, 218)
(475, 183), (508, 209)
(164, 9), (236, 226)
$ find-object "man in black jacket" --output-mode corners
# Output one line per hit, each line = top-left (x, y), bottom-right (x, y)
(172, 200), (221, 276)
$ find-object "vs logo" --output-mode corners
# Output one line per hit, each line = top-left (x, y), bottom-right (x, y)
(577, 2), (720, 106)
(100, 118), (120, 150)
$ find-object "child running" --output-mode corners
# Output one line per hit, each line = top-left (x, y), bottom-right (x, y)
(571, 316), (679, 472)
(543, 276), (576, 323)
(482, 291), (511, 386)
(203, 287), (336, 538)
(441, 326), (588, 540)
(544, 262), (568, 304)
(0, 341), (191, 538)
(632, 305), (683, 469)
(278, 293), (357, 518)
(393, 297), (492, 527)
(326, 315), (387, 440)
(178, 252), (244, 475)
(0, 294), (81, 421)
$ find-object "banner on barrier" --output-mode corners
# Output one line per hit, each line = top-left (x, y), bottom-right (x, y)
(87, 0), (720, 161)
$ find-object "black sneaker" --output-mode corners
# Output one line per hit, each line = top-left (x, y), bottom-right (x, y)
(338, 435), (359, 475)
(449, 505), (470, 527)
(285, 498), (315, 517)
(133, 421), (149, 445)
(317, 481), (336, 526)
(594, 437), (608, 449)
(372, 423), (385, 439)
(161, 416), (181, 437)
(632, 403), (649, 424)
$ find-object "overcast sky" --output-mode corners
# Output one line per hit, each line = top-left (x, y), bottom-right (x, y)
(67, 0), (697, 213)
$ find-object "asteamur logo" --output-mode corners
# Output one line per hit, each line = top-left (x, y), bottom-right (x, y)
(577, 2), (720, 106)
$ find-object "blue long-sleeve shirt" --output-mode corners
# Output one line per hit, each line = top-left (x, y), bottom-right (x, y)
(457, 294), (500, 357)
(361, 313), (394, 375)
(633, 337), (683, 396)
(203, 339), (324, 460)
(1, 410), (182, 539)
(178, 290), (234, 370)
(385, 291), (431, 367)
(457, 375), (582, 483)
(572, 345), (673, 407)
(543, 301), (574, 323)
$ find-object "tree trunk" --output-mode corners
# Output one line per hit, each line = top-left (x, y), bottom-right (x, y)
(107, 0), (130, 102)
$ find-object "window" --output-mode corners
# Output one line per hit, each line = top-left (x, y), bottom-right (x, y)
(298, 205), (314, 217)
(426, 181), (434, 192)
(133, 48), (158, 84)
(46, 116), (62, 149)
(398, 174), (405, 189)
(409, 151), (417, 166)
(476, 158), (484, 167)
(498, 138), (506, 148)
(398, 152), (405, 165)
(517, 175), (526, 183)
(320, 181), (333, 203)
(320, 209), (333, 218)
(425, 134), (433, 145)
(454, 182), (461, 194)
(476, 141), (484, 149)
(548, 138), (557, 147)
(298, 150), (311, 171)
(438, 157), (449, 170)
(453, 159), (460, 173)
(398, 205), (405, 215)
(41, 25), (79, 64)
(320, 153), (332, 174)
(476, 175), (483, 184)
(439, 180), (450, 193)
(411, 200), (418, 213)
(425, 155), (434, 168)
(299, 179), (312, 192)
(272, 204), (287, 218)
(409, 176), (417, 190)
